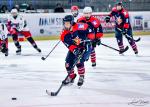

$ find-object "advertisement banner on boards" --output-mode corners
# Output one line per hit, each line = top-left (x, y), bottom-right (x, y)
(0, 12), (150, 36)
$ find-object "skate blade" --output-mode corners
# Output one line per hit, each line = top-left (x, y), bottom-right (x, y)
(78, 86), (81, 89)
(16, 52), (21, 55)
(119, 53), (125, 56)
(78, 85), (83, 89)
(135, 54), (139, 57)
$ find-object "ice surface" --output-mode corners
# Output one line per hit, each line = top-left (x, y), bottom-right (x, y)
(0, 36), (150, 107)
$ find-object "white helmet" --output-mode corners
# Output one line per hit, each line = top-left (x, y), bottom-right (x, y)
(83, 7), (92, 13)
(11, 8), (18, 14)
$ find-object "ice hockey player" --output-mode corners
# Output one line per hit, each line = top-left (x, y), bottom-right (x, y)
(0, 22), (8, 56)
(7, 8), (41, 55)
(60, 15), (95, 86)
(105, 2), (138, 54)
(78, 7), (103, 67)
(71, 5), (81, 22)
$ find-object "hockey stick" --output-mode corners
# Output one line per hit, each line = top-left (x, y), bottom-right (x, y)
(41, 40), (61, 60)
(117, 28), (141, 42)
(101, 42), (129, 54)
(101, 43), (120, 51)
(81, 40), (128, 53)
(46, 50), (85, 96)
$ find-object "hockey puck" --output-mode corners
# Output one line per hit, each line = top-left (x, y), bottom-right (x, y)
(12, 97), (17, 100)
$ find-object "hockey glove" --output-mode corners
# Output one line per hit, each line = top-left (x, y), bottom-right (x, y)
(73, 48), (80, 56)
(92, 41), (96, 47)
(92, 39), (101, 47)
(105, 16), (110, 23)
(96, 39), (101, 46)
(73, 48), (82, 56)
(122, 29), (128, 35)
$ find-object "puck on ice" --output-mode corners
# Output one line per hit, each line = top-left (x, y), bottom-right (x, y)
(12, 97), (17, 100)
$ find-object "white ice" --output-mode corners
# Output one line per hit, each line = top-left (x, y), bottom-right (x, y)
(0, 36), (150, 107)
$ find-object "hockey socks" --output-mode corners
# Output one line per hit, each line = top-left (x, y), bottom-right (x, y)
(27, 37), (41, 52)
(90, 49), (96, 67)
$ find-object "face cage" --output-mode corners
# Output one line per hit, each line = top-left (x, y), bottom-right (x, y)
(63, 21), (73, 30)
(72, 11), (79, 17)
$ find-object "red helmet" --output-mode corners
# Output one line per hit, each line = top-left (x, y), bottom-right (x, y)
(71, 6), (79, 11)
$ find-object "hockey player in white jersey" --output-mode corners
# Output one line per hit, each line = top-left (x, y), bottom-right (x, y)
(7, 8), (41, 55)
(0, 22), (8, 56)
(71, 5), (81, 22)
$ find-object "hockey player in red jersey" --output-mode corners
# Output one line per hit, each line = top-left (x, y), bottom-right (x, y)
(78, 7), (103, 67)
(60, 15), (95, 86)
(105, 2), (138, 54)
(7, 8), (41, 55)
(0, 22), (8, 56)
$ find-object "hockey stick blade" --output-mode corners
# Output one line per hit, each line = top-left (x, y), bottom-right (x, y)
(46, 81), (64, 96)
(46, 90), (57, 96)
(134, 37), (141, 42)
(51, 92), (57, 96)
(126, 34), (141, 42)
(117, 28), (141, 43)
(119, 46), (129, 54)
(41, 57), (46, 60)
(41, 41), (61, 60)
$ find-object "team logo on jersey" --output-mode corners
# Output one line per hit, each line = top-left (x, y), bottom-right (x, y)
(78, 24), (84, 28)
(123, 11), (127, 16)
(92, 21), (97, 25)
(116, 16), (123, 25)
(73, 36), (81, 45)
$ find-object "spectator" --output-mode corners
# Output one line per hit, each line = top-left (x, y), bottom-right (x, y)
(54, 3), (65, 13)
(14, 4), (20, 12)
(27, 4), (34, 10)
(0, 5), (8, 13)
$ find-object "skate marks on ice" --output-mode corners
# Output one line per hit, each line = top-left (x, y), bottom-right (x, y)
(0, 64), (18, 69)
(88, 71), (150, 81)
(21, 53), (42, 56)
(0, 37), (150, 107)
(96, 54), (150, 63)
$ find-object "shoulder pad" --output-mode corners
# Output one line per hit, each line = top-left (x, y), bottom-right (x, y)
(60, 30), (70, 42)
(89, 16), (100, 28)
(122, 9), (129, 18)
(112, 7), (117, 12)
(77, 16), (86, 23)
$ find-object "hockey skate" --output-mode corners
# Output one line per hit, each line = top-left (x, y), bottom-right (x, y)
(77, 75), (84, 87)
(62, 74), (76, 86)
(133, 48), (138, 55)
(5, 49), (8, 56)
(35, 47), (41, 53)
(16, 46), (21, 55)
(92, 62), (96, 67)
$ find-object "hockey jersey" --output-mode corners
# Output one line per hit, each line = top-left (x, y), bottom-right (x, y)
(109, 7), (131, 29)
(74, 13), (82, 22)
(7, 15), (29, 32)
(60, 22), (94, 52)
(78, 16), (103, 39)
(0, 23), (8, 40)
